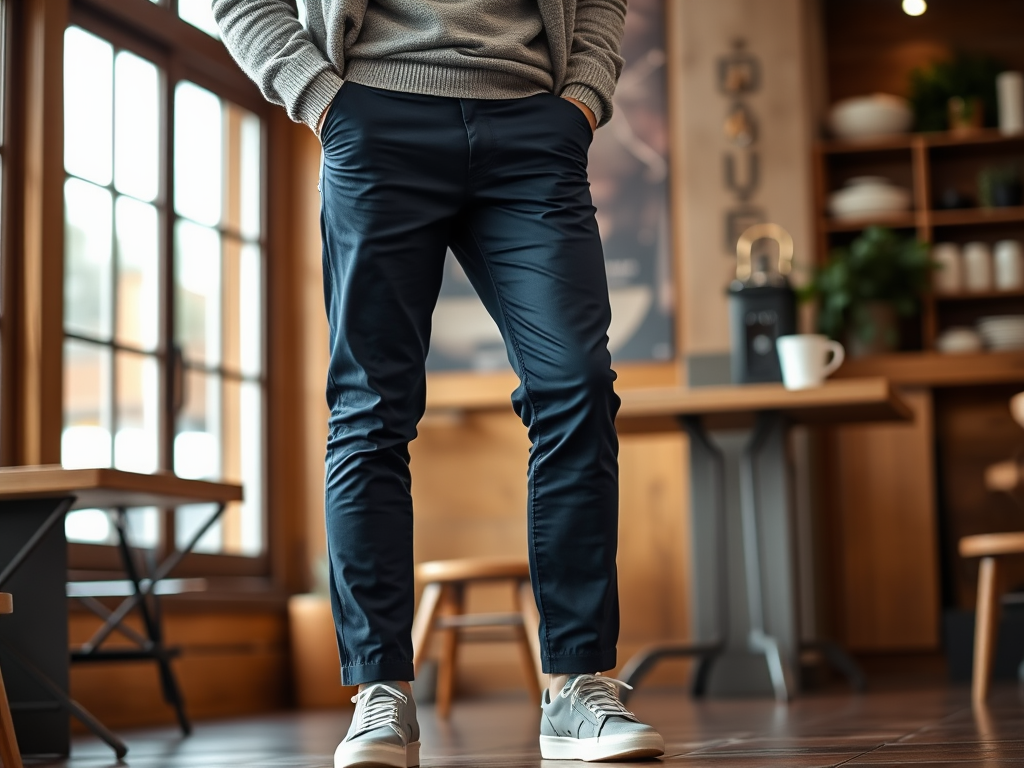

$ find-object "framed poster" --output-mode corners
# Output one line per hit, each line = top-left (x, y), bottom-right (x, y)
(427, 0), (675, 372)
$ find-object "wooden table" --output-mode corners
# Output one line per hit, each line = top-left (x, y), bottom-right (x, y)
(0, 467), (242, 758)
(428, 377), (912, 701)
(613, 378), (911, 701)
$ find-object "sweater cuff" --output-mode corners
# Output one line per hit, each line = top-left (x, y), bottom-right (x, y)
(560, 83), (604, 127)
(296, 69), (345, 134)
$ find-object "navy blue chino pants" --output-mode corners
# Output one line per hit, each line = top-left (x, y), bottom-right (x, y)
(319, 82), (621, 686)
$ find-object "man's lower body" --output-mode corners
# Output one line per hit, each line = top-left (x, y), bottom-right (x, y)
(319, 82), (662, 765)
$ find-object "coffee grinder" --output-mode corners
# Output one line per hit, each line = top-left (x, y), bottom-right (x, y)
(727, 223), (797, 384)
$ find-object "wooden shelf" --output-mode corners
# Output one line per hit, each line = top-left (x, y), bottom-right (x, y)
(815, 128), (1024, 351)
(931, 207), (1024, 227)
(818, 129), (1024, 155)
(823, 207), (1024, 233)
(832, 351), (1024, 387)
(934, 290), (1024, 302)
(823, 213), (919, 232)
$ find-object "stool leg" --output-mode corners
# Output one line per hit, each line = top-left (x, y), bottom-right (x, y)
(512, 581), (541, 705)
(516, 581), (546, 696)
(0, 664), (23, 768)
(973, 556), (1002, 706)
(435, 584), (463, 719)
(412, 582), (444, 675)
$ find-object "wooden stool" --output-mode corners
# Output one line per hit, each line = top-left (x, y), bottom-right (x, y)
(0, 593), (23, 768)
(959, 533), (1024, 705)
(411, 559), (543, 718)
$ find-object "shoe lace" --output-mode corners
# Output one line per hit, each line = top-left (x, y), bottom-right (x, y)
(349, 684), (407, 740)
(562, 675), (638, 723)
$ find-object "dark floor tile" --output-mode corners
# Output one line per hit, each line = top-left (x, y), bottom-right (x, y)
(26, 684), (1024, 768)
(671, 752), (869, 767)
(847, 741), (1024, 763)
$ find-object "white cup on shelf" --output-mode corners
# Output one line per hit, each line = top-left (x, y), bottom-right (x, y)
(776, 334), (845, 390)
(997, 71), (1024, 135)
(994, 240), (1023, 291)
(931, 242), (962, 294)
(963, 242), (993, 292)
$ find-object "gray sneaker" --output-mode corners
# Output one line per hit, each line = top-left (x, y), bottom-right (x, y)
(334, 683), (420, 768)
(539, 675), (665, 762)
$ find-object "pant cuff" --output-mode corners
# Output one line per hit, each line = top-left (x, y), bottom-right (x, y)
(542, 650), (617, 675)
(342, 660), (416, 686)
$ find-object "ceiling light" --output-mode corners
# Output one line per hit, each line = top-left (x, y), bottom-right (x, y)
(902, 0), (927, 16)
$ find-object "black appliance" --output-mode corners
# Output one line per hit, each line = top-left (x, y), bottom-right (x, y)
(727, 223), (797, 384)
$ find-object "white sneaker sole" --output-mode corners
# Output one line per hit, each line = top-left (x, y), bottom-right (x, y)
(540, 733), (665, 762)
(334, 739), (420, 768)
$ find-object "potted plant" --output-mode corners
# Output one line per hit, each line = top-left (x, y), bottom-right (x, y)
(908, 53), (1005, 133)
(979, 162), (1024, 208)
(802, 226), (934, 357)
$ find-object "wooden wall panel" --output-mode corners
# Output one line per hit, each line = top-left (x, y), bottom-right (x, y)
(68, 609), (288, 729)
(823, 0), (1024, 106)
(828, 388), (941, 651)
(676, 0), (818, 355)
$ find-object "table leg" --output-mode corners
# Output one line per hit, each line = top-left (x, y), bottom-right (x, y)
(80, 503), (226, 653)
(738, 412), (795, 702)
(112, 510), (191, 735)
(619, 416), (728, 700)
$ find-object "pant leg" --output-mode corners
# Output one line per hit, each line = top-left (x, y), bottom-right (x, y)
(319, 83), (467, 685)
(449, 93), (620, 674)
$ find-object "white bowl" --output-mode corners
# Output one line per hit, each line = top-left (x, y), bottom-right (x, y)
(830, 95), (913, 141)
(936, 327), (983, 354)
(828, 177), (912, 220)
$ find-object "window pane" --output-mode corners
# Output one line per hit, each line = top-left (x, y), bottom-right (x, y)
(179, 0), (221, 38)
(240, 243), (263, 377)
(65, 509), (112, 544)
(223, 103), (261, 238)
(238, 381), (263, 554)
(222, 239), (262, 376)
(65, 178), (113, 339)
(64, 27), (113, 186)
(115, 196), (160, 350)
(63, 339), (112, 469)
(114, 51), (159, 202)
(175, 368), (220, 480)
(240, 112), (261, 239)
(174, 82), (222, 226)
(220, 378), (257, 554)
(176, 503), (222, 554)
(114, 351), (160, 474)
(175, 220), (221, 365)
(66, 507), (159, 547)
(173, 377), (262, 556)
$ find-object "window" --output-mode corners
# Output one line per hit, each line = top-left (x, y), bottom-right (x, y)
(61, 19), (266, 561)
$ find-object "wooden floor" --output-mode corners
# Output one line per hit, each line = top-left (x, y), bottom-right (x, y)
(29, 684), (1024, 767)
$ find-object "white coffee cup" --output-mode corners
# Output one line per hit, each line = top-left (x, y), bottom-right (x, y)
(963, 241), (993, 292)
(997, 71), (1024, 135)
(776, 334), (846, 390)
(994, 239), (1023, 291)
(931, 242), (962, 294)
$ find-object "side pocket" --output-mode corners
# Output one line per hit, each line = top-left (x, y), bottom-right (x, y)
(318, 81), (349, 147)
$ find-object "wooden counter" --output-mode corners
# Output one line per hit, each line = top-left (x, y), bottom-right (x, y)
(833, 351), (1024, 388)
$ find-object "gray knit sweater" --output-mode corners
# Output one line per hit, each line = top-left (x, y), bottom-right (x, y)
(211, 0), (626, 131)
